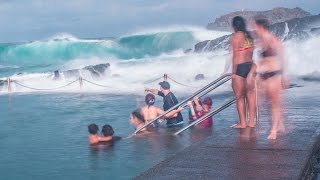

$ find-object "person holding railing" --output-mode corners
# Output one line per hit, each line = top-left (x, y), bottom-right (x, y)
(145, 81), (184, 127)
(187, 96), (213, 127)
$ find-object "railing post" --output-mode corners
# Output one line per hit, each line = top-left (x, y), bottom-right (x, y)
(7, 77), (11, 92)
(79, 76), (83, 90)
(164, 73), (168, 81)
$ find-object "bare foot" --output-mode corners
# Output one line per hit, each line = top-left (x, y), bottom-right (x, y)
(247, 123), (255, 128)
(230, 123), (246, 129)
(267, 131), (277, 140)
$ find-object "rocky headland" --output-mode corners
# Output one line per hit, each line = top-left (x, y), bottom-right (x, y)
(194, 7), (320, 53)
(207, 7), (311, 31)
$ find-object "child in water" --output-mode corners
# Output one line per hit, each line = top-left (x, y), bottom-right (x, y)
(187, 96), (213, 127)
(101, 124), (121, 142)
(87, 123), (113, 145)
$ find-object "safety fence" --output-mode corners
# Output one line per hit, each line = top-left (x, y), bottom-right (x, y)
(2, 73), (207, 93)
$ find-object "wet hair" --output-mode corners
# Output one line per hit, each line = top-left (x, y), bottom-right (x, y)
(88, 123), (99, 134)
(255, 18), (270, 30)
(145, 93), (155, 106)
(131, 111), (145, 123)
(232, 16), (252, 40)
(203, 97), (213, 106)
(102, 124), (114, 136)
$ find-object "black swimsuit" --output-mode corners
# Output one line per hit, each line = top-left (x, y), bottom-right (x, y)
(235, 62), (253, 78)
(260, 70), (282, 80)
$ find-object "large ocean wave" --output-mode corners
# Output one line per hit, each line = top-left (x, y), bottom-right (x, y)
(0, 27), (319, 94)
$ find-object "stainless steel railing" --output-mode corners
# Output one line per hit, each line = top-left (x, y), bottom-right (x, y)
(174, 98), (236, 135)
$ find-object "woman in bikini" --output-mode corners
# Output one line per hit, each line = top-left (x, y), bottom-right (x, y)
(230, 16), (257, 129)
(253, 18), (288, 139)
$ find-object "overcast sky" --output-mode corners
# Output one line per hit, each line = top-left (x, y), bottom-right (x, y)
(0, 0), (319, 43)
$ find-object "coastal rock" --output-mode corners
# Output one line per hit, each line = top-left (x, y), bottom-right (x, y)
(61, 63), (110, 78)
(300, 71), (320, 82)
(0, 80), (5, 86)
(194, 35), (230, 52)
(207, 7), (311, 31)
(195, 74), (205, 81)
(195, 14), (320, 53)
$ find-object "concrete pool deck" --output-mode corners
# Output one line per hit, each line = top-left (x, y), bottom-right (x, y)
(135, 89), (320, 179)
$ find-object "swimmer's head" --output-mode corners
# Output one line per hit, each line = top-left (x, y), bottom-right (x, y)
(145, 93), (155, 106)
(130, 111), (145, 124)
(203, 97), (212, 107)
(88, 123), (99, 135)
(102, 124), (114, 137)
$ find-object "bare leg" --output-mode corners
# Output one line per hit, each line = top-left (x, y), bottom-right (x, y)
(232, 75), (247, 128)
(266, 75), (284, 139)
(246, 66), (257, 128)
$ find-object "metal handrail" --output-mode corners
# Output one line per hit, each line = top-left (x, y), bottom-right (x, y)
(174, 98), (237, 135)
(134, 73), (232, 134)
(181, 76), (231, 108)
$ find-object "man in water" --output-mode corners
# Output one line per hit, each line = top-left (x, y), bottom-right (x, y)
(145, 81), (184, 127)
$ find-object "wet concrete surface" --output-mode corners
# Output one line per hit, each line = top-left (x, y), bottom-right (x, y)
(135, 87), (320, 180)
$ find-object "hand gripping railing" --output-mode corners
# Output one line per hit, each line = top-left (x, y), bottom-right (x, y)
(133, 73), (232, 134)
(174, 98), (237, 135)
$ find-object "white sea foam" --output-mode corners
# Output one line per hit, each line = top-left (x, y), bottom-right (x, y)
(1, 30), (320, 95)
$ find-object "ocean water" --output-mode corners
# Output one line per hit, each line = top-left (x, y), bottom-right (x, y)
(1, 26), (320, 179)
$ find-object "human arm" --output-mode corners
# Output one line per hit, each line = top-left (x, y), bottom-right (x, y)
(193, 96), (203, 112)
(156, 106), (183, 122)
(164, 106), (184, 118)
(187, 101), (197, 120)
(135, 97), (141, 108)
(145, 87), (160, 95)
(274, 37), (289, 88)
(98, 136), (112, 142)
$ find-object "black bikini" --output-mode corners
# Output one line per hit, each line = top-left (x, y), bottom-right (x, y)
(235, 62), (253, 78)
(259, 46), (281, 80)
(259, 70), (282, 80)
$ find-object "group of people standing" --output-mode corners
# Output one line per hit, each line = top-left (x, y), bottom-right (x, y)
(230, 16), (287, 139)
(88, 16), (288, 144)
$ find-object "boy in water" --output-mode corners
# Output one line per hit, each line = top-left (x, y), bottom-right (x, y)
(87, 123), (112, 145)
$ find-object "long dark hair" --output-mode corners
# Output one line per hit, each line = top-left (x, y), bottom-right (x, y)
(232, 16), (252, 40)
(132, 111), (145, 123)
